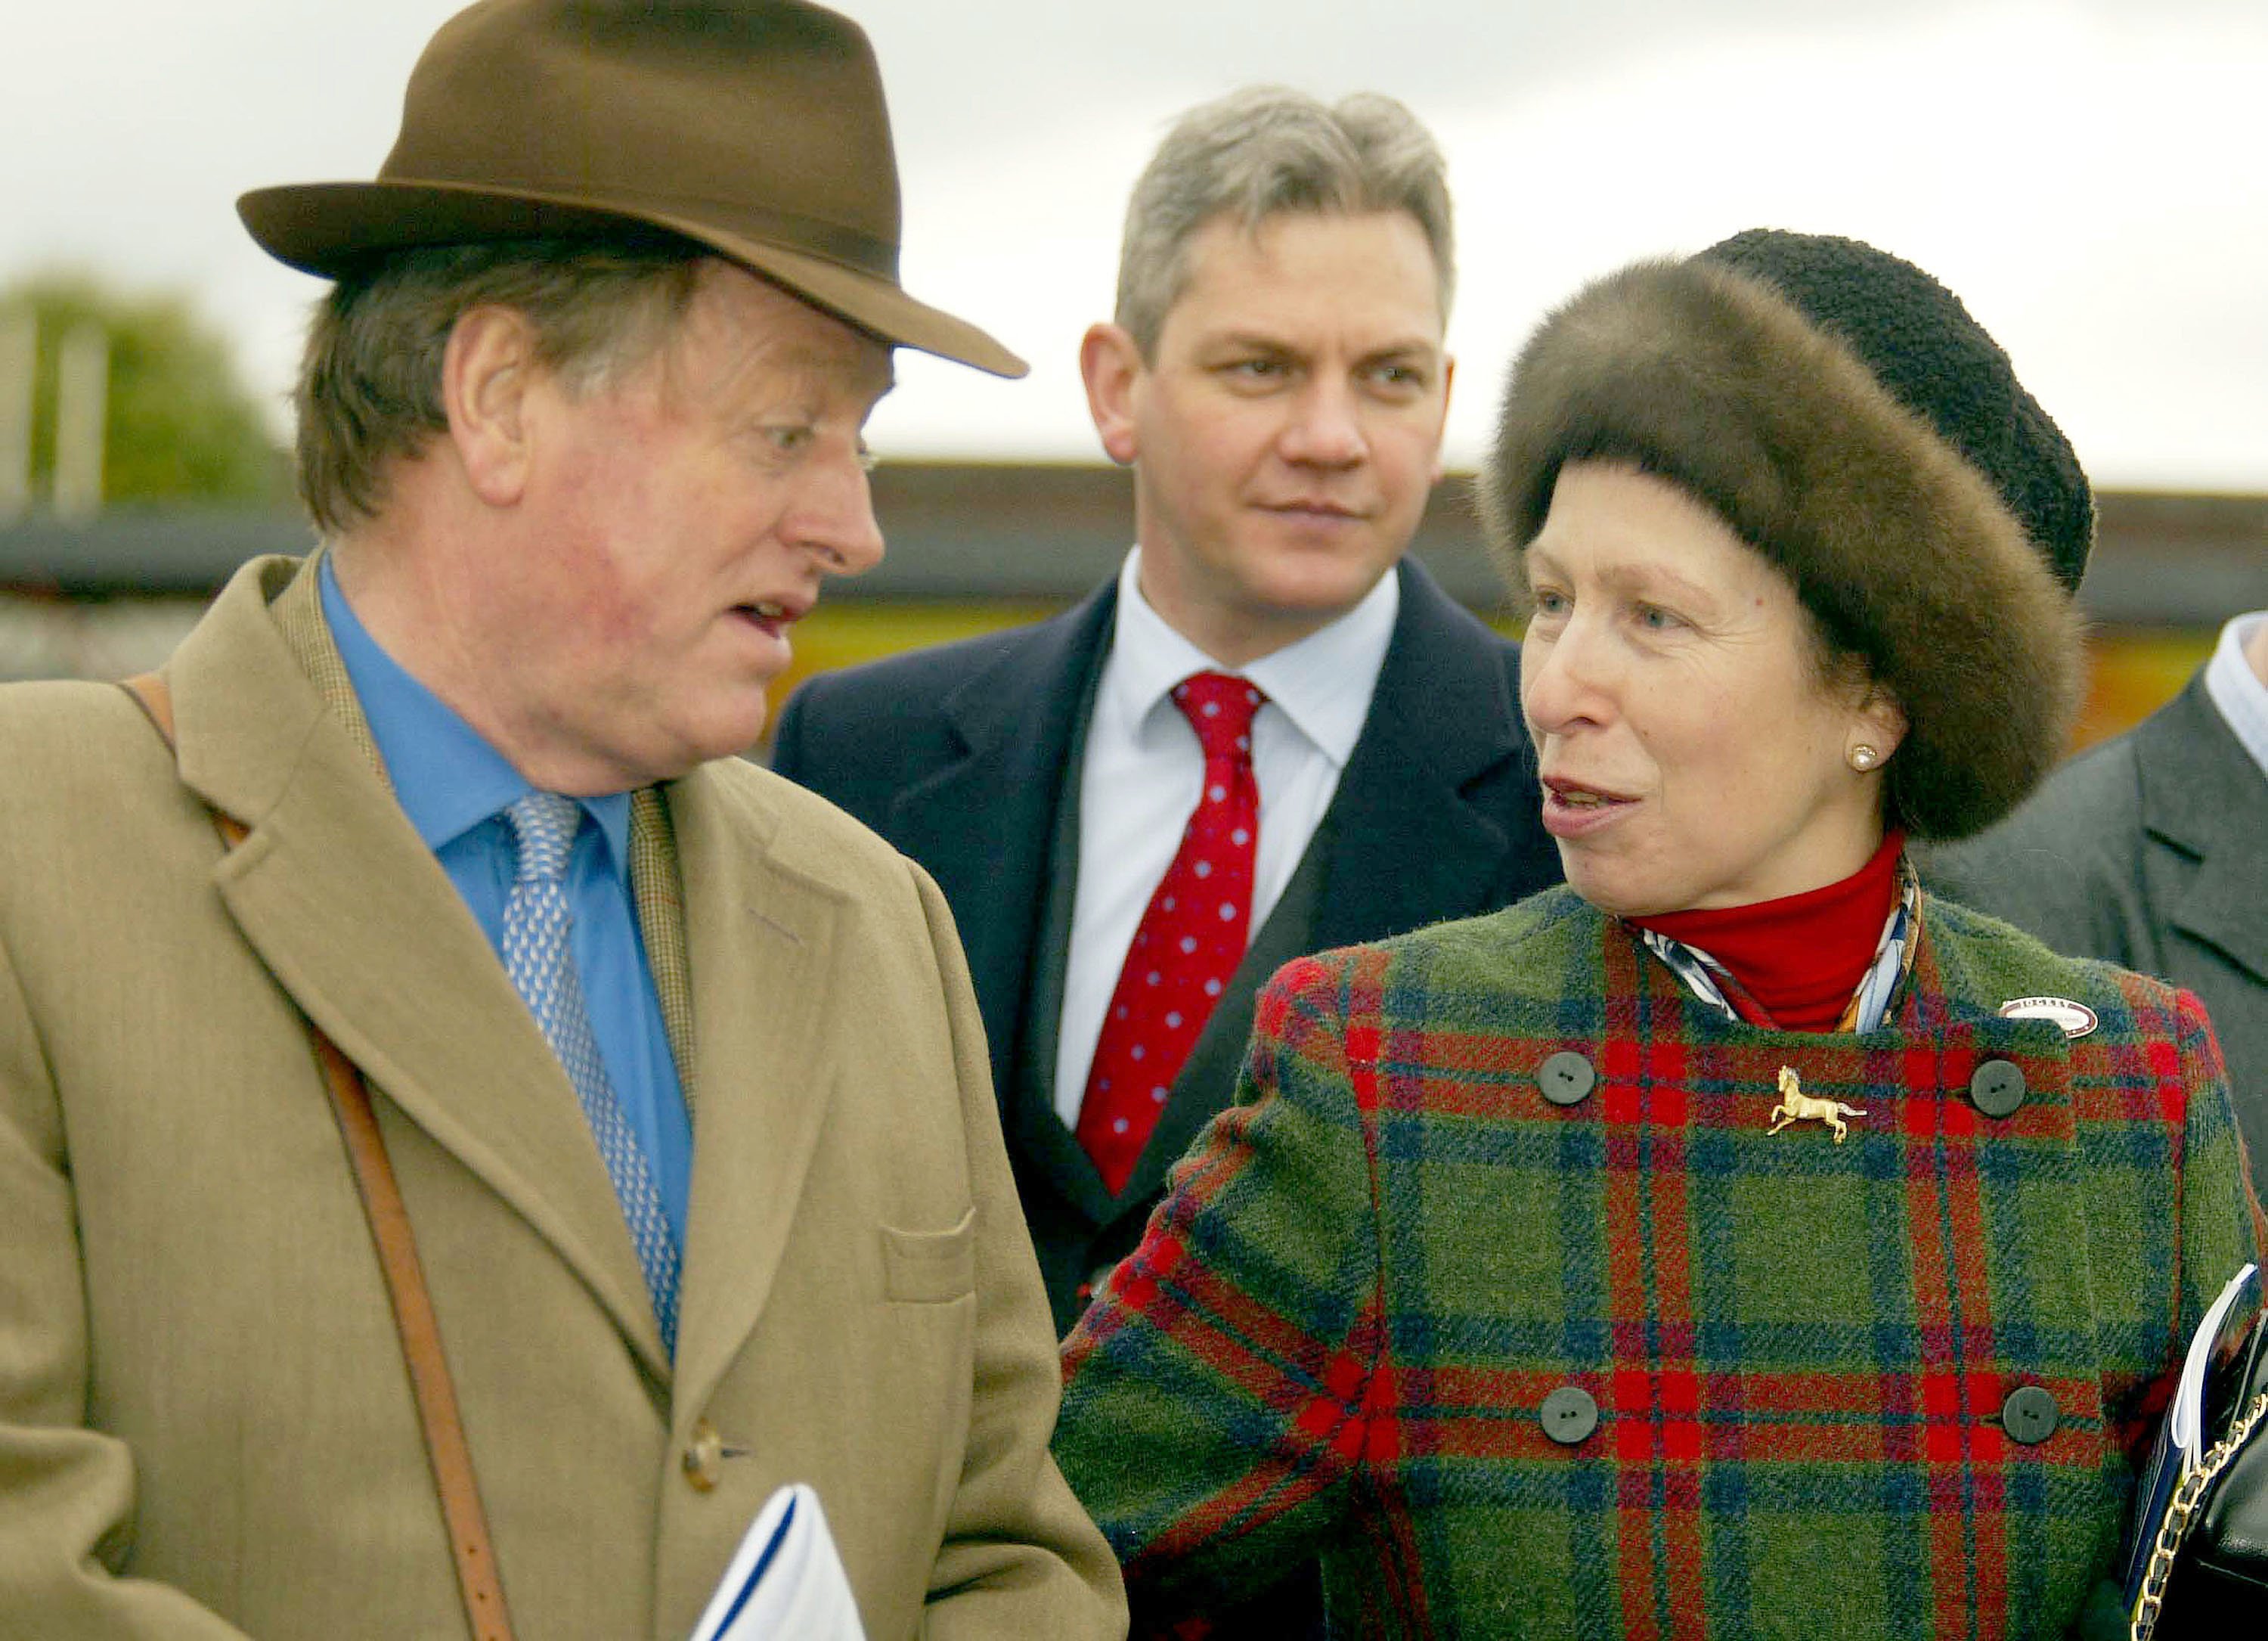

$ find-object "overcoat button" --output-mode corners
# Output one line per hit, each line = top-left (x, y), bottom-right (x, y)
(1539, 1385), (1599, 1446)
(1969, 1059), (2027, 1118)
(1077, 1264), (1116, 1307)
(1537, 1051), (1596, 1106)
(2000, 1385), (2059, 1445)
(682, 1419), (724, 1492)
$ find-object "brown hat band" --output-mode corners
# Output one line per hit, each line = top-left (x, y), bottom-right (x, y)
(244, 178), (902, 284)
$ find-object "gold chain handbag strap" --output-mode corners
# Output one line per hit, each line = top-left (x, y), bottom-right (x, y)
(2130, 1387), (2268, 1640)
(119, 673), (519, 1641)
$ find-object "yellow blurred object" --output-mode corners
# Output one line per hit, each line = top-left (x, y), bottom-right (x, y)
(762, 599), (1067, 747)
(2076, 628), (2216, 752)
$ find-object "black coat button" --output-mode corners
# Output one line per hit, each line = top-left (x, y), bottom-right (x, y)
(1969, 1059), (2027, 1118)
(2000, 1385), (2059, 1445)
(1537, 1051), (1595, 1106)
(1540, 1385), (1599, 1445)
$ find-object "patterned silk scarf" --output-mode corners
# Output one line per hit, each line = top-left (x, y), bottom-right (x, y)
(1636, 855), (1923, 1035)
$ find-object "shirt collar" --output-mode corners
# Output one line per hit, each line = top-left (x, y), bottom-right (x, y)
(2203, 611), (2268, 788)
(1102, 547), (1399, 765)
(318, 554), (632, 879)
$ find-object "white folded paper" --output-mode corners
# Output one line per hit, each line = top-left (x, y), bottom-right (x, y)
(689, 1482), (866, 1641)
(2121, 1260), (2261, 1608)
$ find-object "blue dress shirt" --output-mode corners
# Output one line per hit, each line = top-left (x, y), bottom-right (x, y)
(320, 556), (692, 1249)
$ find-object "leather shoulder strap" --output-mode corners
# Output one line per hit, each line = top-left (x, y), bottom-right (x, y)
(119, 673), (518, 1641)
(121, 674), (243, 848)
(119, 671), (173, 735)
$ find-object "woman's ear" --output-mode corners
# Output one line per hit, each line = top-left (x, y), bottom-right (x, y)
(1851, 681), (1909, 767)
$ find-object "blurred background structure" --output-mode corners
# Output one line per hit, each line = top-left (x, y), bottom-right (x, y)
(3, 437), (2261, 755)
(4, 0), (2265, 748)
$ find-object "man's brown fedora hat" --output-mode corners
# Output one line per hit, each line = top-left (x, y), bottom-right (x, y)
(238, 0), (1024, 377)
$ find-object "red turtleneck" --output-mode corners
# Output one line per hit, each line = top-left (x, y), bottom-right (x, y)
(1629, 830), (1905, 1032)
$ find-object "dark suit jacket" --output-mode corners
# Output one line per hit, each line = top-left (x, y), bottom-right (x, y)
(771, 559), (1563, 1332)
(1929, 672), (2268, 1184)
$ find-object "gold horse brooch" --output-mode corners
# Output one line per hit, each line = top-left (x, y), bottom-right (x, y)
(1766, 1066), (1867, 1143)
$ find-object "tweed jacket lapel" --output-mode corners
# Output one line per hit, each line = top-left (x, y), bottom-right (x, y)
(273, 555), (700, 1084)
(166, 556), (667, 1374)
(2138, 676), (2268, 988)
(883, 584), (1117, 1112)
(1312, 560), (1534, 952)
(665, 762), (845, 1416)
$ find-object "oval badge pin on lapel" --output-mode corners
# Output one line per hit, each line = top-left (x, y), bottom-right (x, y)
(1997, 996), (2099, 1039)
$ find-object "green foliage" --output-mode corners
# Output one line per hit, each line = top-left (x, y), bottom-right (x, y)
(1, 271), (288, 507)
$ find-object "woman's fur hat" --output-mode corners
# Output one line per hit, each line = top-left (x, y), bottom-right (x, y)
(1479, 228), (2093, 841)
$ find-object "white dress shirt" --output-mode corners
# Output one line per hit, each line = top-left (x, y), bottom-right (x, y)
(1052, 548), (1399, 1128)
(2203, 610), (2268, 785)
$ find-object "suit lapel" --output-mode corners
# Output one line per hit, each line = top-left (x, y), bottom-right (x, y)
(666, 767), (844, 1416)
(1313, 560), (1532, 950)
(1009, 1088), (1120, 1228)
(884, 585), (1116, 1104)
(2140, 677), (2268, 986)
(169, 559), (667, 1375)
(1097, 562), (1536, 1224)
(1002, 667), (1124, 1227)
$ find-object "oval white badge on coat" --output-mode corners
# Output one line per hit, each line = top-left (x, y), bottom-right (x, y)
(1998, 995), (2099, 1039)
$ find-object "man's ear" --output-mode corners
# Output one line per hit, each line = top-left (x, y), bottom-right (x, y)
(1080, 321), (1145, 467)
(442, 306), (540, 507)
(1431, 352), (1457, 484)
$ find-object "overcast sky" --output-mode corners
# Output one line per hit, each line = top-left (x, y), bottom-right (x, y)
(8, 0), (2266, 489)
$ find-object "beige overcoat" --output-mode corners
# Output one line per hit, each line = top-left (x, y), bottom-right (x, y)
(0, 557), (1125, 1639)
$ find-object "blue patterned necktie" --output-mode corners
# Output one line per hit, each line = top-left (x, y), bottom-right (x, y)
(500, 791), (680, 1357)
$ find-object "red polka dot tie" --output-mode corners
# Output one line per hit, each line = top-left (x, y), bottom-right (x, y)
(1076, 672), (1266, 1194)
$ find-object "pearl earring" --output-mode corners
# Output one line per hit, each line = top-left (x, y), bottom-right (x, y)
(1848, 744), (1879, 772)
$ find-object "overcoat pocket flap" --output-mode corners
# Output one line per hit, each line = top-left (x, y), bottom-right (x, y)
(881, 1206), (977, 1303)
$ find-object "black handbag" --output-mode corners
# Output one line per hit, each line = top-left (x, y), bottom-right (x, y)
(2129, 1298), (2268, 1636)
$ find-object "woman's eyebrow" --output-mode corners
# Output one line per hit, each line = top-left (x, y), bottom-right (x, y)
(1595, 560), (1717, 606)
(1528, 545), (1718, 609)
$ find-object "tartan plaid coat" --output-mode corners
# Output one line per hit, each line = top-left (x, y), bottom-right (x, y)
(1055, 885), (2265, 1639)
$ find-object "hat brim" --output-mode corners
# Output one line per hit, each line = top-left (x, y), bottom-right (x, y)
(237, 178), (1027, 378)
